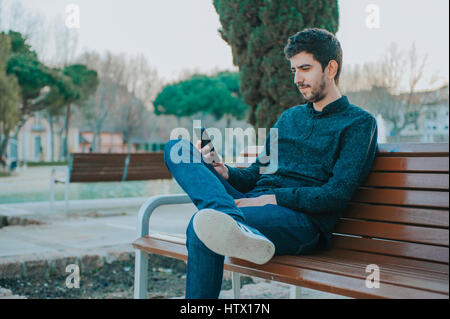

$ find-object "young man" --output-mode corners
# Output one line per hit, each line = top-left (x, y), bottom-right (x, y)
(164, 28), (378, 299)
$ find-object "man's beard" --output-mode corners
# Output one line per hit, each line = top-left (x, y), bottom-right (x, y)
(301, 75), (327, 103)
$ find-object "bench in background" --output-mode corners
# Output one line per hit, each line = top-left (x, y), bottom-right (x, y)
(50, 152), (171, 212)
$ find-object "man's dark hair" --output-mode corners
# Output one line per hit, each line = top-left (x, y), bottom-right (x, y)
(284, 28), (343, 85)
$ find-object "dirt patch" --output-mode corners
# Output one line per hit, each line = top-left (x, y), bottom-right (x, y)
(0, 215), (44, 228)
(0, 255), (253, 299)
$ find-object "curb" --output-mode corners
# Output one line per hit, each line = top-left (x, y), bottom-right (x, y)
(0, 245), (136, 280)
(0, 287), (27, 299)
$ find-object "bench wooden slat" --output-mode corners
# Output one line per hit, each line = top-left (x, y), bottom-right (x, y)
(70, 167), (125, 173)
(70, 174), (125, 183)
(377, 143), (449, 157)
(128, 152), (164, 157)
(126, 167), (171, 173)
(71, 164), (126, 170)
(133, 236), (188, 262)
(128, 153), (164, 162)
(331, 235), (449, 263)
(345, 203), (449, 228)
(126, 168), (170, 173)
(334, 219), (449, 246)
(72, 154), (128, 162)
(70, 173), (124, 179)
(371, 157), (449, 172)
(128, 162), (167, 168)
(240, 143), (449, 159)
(352, 188), (449, 208)
(362, 172), (449, 190)
(126, 173), (172, 181)
(235, 157), (449, 172)
(316, 248), (449, 274)
(71, 172), (172, 182)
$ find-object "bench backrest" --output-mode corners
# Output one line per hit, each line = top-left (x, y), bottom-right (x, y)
(240, 143), (449, 264)
(68, 152), (171, 182)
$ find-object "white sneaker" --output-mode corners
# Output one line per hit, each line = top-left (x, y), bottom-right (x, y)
(193, 209), (275, 265)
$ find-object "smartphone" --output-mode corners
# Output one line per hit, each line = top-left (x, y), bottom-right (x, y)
(194, 127), (221, 163)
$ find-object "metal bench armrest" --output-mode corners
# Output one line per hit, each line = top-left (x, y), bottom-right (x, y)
(136, 194), (192, 237)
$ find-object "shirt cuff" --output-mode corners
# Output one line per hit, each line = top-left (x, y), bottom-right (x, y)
(225, 164), (238, 183)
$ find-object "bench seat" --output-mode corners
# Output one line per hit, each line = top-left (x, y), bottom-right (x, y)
(133, 234), (448, 299)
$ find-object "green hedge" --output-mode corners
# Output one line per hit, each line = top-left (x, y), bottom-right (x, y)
(26, 161), (69, 167)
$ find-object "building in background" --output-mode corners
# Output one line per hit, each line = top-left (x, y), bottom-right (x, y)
(78, 130), (136, 153)
(9, 114), (79, 164)
(397, 85), (449, 142)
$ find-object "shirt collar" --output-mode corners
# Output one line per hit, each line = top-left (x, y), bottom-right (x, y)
(307, 95), (349, 117)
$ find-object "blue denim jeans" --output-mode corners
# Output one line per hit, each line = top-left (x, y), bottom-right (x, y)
(164, 139), (320, 299)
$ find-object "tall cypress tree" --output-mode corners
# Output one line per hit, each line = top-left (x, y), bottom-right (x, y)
(213, 0), (339, 129)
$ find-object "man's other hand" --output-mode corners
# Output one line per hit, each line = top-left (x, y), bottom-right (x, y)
(234, 195), (277, 207)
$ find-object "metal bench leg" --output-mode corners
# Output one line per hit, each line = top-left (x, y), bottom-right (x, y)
(289, 285), (303, 299)
(133, 194), (192, 299)
(64, 166), (70, 213)
(134, 250), (149, 299)
(231, 272), (241, 299)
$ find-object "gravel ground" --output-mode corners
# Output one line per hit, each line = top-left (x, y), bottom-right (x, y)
(0, 256), (254, 299)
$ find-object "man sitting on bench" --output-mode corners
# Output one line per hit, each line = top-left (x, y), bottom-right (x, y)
(164, 28), (378, 299)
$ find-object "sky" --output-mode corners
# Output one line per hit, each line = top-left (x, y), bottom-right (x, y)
(6, 0), (450, 90)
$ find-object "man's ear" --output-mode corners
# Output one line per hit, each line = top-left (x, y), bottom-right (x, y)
(326, 60), (339, 81)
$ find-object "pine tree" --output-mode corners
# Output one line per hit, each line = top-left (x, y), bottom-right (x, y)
(213, 0), (339, 129)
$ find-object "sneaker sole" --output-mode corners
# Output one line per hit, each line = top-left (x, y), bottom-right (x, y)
(193, 209), (275, 264)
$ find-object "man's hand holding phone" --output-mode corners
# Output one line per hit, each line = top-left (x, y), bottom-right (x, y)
(195, 139), (229, 180)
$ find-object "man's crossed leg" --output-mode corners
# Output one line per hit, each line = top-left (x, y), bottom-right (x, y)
(164, 139), (319, 298)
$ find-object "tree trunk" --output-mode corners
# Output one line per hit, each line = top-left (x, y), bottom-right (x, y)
(226, 114), (232, 128)
(0, 117), (28, 165)
(47, 114), (54, 161)
(63, 104), (72, 160)
(57, 127), (64, 161)
(0, 128), (10, 168)
(91, 133), (97, 152)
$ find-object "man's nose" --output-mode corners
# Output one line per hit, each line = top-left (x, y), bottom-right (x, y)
(294, 72), (304, 85)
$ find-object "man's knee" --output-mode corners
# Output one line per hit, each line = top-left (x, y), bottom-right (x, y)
(164, 138), (187, 165)
(164, 138), (200, 166)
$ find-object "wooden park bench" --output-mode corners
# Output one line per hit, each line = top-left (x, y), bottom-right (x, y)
(49, 152), (171, 212)
(132, 143), (449, 299)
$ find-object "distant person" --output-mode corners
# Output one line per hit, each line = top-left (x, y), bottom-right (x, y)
(10, 159), (17, 171)
(164, 28), (378, 299)
(39, 145), (44, 162)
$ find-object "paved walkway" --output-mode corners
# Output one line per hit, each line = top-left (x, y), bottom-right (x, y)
(0, 197), (196, 261)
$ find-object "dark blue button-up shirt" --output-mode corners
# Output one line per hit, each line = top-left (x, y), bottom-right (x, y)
(226, 96), (378, 249)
